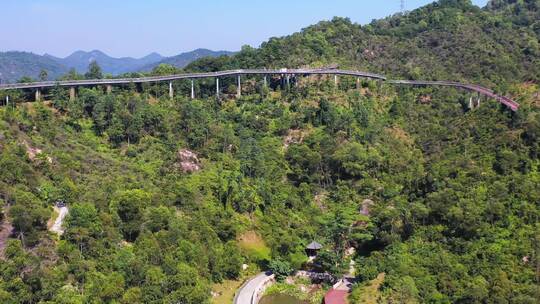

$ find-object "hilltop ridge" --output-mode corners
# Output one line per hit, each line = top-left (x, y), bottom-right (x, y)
(184, 0), (539, 88)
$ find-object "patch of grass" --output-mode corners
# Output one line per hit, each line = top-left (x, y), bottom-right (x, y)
(238, 230), (271, 262)
(265, 282), (302, 298)
(211, 279), (244, 304)
(349, 273), (385, 304)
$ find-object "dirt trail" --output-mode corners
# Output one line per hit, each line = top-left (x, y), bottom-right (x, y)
(0, 206), (14, 258)
(50, 206), (68, 235)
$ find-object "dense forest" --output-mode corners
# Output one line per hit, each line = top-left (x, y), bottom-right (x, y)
(0, 0), (539, 303)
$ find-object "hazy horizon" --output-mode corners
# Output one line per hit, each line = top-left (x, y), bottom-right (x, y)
(1, 0), (488, 58)
(0, 48), (235, 60)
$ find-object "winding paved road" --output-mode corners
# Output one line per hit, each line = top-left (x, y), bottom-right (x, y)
(233, 272), (274, 304)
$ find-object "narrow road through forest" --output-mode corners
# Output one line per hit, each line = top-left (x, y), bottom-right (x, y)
(233, 272), (274, 304)
(50, 206), (68, 235)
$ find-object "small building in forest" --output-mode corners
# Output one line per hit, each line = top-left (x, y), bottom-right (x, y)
(305, 241), (323, 258)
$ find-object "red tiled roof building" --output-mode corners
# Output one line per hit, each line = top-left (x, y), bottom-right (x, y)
(324, 289), (348, 304)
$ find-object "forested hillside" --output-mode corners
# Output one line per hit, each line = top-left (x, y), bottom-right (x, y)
(184, 0), (539, 87)
(0, 1), (538, 303)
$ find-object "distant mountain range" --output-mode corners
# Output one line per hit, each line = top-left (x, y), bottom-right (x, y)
(0, 48), (234, 83)
(44, 50), (165, 75)
(0, 52), (68, 84)
(138, 49), (234, 72)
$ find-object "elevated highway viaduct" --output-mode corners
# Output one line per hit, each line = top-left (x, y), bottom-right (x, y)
(0, 68), (519, 111)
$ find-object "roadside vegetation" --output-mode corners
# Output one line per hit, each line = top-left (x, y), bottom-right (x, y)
(264, 277), (326, 304)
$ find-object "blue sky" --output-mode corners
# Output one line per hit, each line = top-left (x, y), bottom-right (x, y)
(1, 0), (488, 58)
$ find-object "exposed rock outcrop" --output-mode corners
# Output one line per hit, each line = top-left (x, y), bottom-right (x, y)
(177, 148), (201, 173)
(23, 140), (52, 163)
(360, 199), (374, 216)
(283, 129), (311, 149)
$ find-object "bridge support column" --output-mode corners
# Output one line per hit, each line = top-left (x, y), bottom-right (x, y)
(191, 80), (195, 99)
(169, 81), (174, 99)
(35, 88), (41, 102)
(263, 75), (267, 88)
(237, 75), (241, 98)
(334, 75), (338, 87)
(469, 96), (474, 109)
(356, 77), (360, 90)
(286, 75), (290, 89)
(106, 85), (112, 94)
(69, 87), (76, 101)
(5, 95), (9, 106)
(216, 78), (220, 99)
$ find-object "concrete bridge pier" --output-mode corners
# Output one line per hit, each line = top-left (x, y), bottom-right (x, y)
(263, 75), (267, 88)
(69, 87), (76, 101)
(216, 78), (220, 99)
(286, 75), (290, 89)
(237, 75), (241, 98)
(356, 77), (361, 90)
(35, 88), (42, 101)
(5, 95), (9, 106)
(106, 85), (112, 94)
(334, 75), (338, 87)
(191, 80), (195, 99)
(169, 81), (174, 99)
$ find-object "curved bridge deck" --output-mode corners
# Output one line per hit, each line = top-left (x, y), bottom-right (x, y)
(0, 69), (385, 90)
(0, 68), (519, 111)
(389, 80), (519, 111)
